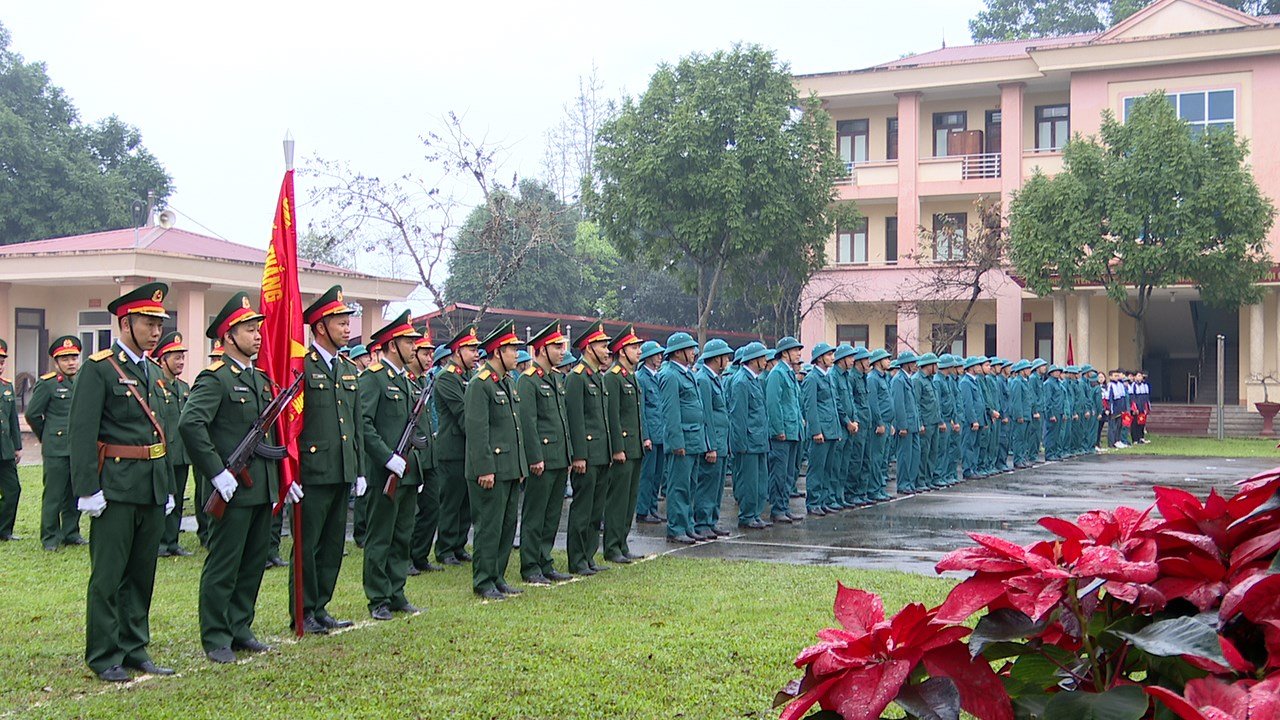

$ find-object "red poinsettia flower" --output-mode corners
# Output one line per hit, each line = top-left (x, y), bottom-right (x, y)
(781, 584), (1012, 720)
(1147, 676), (1280, 720)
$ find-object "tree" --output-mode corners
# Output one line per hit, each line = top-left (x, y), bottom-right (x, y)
(542, 65), (613, 211)
(1008, 91), (1275, 363)
(590, 44), (851, 343)
(0, 22), (171, 243)
(970, 0), (1280, 42)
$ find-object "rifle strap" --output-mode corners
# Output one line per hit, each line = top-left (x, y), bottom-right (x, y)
(106, 355), (167, 446)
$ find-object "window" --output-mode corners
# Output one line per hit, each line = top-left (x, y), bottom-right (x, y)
(885, 217), (898, 264)
(884, 325), (898, 354)
(837, 324), (869, 348)
(837, 119), (869, 169)
(984, 324), (997, 358)
(933, 111), (966, 156)
(1034, 322), (1053, 362)
(887, 117), (899, 160)
(77, 309), (114, 356)
(1035, 105), (1069, 151)
(836, 218), (868, 264)
(985, 110), (1002, 154)
(932, 212), (967, 262)
(1124, 90), (1234, 137)
(932, 323), (966, 356)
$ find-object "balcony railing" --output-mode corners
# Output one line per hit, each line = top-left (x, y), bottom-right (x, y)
(836, 160), (898, 187)
(960, 152), (1001, 180)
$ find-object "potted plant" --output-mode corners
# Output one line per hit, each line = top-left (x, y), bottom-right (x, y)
(1253, 373), (1280, 436)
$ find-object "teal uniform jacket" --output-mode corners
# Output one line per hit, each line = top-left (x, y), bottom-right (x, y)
(179, 358), (279, 506)
(1044, 377), (1065, 421)
(913, 372), (940, 426)
(891, 370), (920, 433)
(26, 371), (74, 456)
(935, 373), (956, 426)
(728, 367), (768, 454)
(981, 375), (999, 421)
(851, 369), (872, 427)
(868, 369), (892, 430)
(960, 374), (985, 427)
(658, 361), (707, 454)
(695, 366), (729, 456)
(357, 362), (422, 488)
(638, 365), (664, 445)
(765, 362), (802, 441)
(801, 368), (840, 438)
(831, 366), (854, 440)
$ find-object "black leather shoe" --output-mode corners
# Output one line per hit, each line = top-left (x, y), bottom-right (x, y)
(788, 512), (805, 521)
(171, 547), (193, 557)
(299, 615), (329, 634)
(807, 507), (827, 517)
(43, 544), (60, 552)
(771, 514), (793, 524)
(587, 562), (608, 572)
(207, 647), (236, 664)
(440, 556), (462, 566)
(232, 638), (273, 653)
(406, 565), (421, 576)
(157, 547), (173, 557)
(98, 665), (130, 682)
(636, 513), (663, 524)
(546, 569), (573, 582)
(455, 550), (472, 562)
(689, 529), (711, 541)
(476, 587), (506, 601)
(392, 603), (422, 614)
(270, 555), (288, 568)
(605, 554), (632, 564)
(64, 535), (88, 546)
(495, 581), (523, 596)
(523, 574), (552, 586)
(625, 551), (644, 561)
(370, 605), (393, 621)
(415, 562), (444, 573)
(572, 565), (597, 576)
(127, 660), (175, 676)
(667, 534), (697, 545)
(317, 615), (352, 630)
(0, 534), (22, 541)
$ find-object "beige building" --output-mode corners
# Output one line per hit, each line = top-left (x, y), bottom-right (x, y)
(0, 223), (416, 404)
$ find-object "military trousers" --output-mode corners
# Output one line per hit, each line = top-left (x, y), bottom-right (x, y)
(160, 464), (189, 553)
(193, 467), (211, 547)
(805, 439), (836, 511)
(468, 475), (520, 593)
(635, 444), (665, 518)
(663, 452), (697, 539)
(40, 455), (81, 547)
(766, 440), (798, 519)
(200, 502), (271, 651)
(947, 425), (963, 483)
(731, 452), (767, 524)
(290, 483), (351, 624)
(0, 459), (20, 537)
(85, 500), (164, 673)
(410, 466), (441, 570)
(845, 430), (868, 502)
(865, 431), (889, 497)
(894, 431), (921, 493)
(363, 483), (417, 611)
(603, 457), (642, 560)
(521, 467), (568, 578)
(961, 425), (982, 478)
(566, 463), (607, 572)
(434, 459), (472, 563)
(692, 455), (725, 533)
(352, 490), (371, 547)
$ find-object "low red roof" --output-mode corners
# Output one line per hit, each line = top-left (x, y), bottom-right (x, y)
(869, 33), (1098, 70)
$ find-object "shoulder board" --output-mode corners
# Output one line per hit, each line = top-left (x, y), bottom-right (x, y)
(573, 365), (585, 374)
(89, 349), (113, 362)
(205, 361), (226, 372)
(449, 364), (464, 375)
(368, 362), (384, 373)
(40, 370), (57, 380)
(476, 368), (492, 381)
(610, 365), (622, 374)
(522, 367), (538, 376)
(309, 350), (319, 361)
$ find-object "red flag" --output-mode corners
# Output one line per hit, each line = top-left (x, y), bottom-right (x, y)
(259, 169), (306, 506)
(1066, 334), (1075, 366)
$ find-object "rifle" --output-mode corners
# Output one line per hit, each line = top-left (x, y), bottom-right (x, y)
(204, 371), (306, 521)
(385, 372), (436, 497)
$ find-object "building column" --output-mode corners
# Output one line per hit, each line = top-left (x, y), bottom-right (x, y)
(1075, 293), (1091, 365)
(1052, 292), (1067, 365)
(998, 82), (1025, 211)
(895, 91), (921, 259)
(0, 283), (11, 349)
(996, 285), (1023, 361)
(801, 298), (827, 349)
(1250, 301), (1265, 381)
(896, 302), (919, 354)
(173, 283), (208, 381)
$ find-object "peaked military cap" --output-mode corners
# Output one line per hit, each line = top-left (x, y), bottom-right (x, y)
(369, 310), (422, 348)
(108, 281), (170, 319)
(572, 320), (611, 351)
(48, 335), (82, 358)
(303, 285), (355, 325)
(207, 292), (264, 339)
(480, 320), (522, 353)
(446, 323), (481, 352)
(0, 338), (6, 358)
(529, 320), (567, 352)
(607, 323), (642, 353)
(153, 331), (187, 357)
(209, 339), (224, 359)
(412, 322), (434, 350)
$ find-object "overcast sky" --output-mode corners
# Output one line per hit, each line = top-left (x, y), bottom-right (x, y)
(4, 0), (983, 268)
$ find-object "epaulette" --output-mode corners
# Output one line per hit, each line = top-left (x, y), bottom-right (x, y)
(523, 367), (538, 376)
(309, 350), (319, 361)
(368, 362), (384, 373)
(40, 370), (57, 380)
(609, 365), (622, 374)
(89, 349), (113, 362)
(205, 361), (226, 372)
(148, 356), (162, 366)
(476, 368), (492, 381)
(449, 364), (464, 375)
(573, 364), (585, 374)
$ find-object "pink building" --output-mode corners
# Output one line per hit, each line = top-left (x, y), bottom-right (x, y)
(797, 0), (1280, 409)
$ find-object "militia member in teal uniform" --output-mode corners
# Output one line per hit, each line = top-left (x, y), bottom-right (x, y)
(865, 349), (894, 501)
(69, 283), (176, 681)
(693, 339), (731, 538)
(152, 332), (193, 556)
(565, 320), (614, 573)
(358, 312), (425, 620)
(890, 351), (922, 495)
(634, 340), (666, 524)
(801, 343), (840, 514)
(516, 321), (573, 584)
(292, 286), (365, 634)
(729, 342), (771, 527)
(765, 337), (804, 522)
(660, 332), (708, 544)
(434, 324), (480, 566)
(602, 325), (648, 563)
(25, 336), (85, 549)
(464, 321), (530, 600)
(181, 293), (289, 663)
(913, 354), (943, 491)
(0, 339), (22, 542)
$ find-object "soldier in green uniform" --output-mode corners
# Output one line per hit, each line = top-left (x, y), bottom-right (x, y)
(516, 321), (573, 585)
(0, 339), (22, 542)
(434, 324), (480, 566)
(68, 283), (176, 681)
(408, 329), (442, 576)
(181, 293), (290, 663)
(193, 341), (223, 549)
(565, 320), (615, 573)
(465, 321), (530, 600)
(292, 286), (364, 634)
(25, 335), (85, 549)
(358, 312), (425, 620)
(603, 325), (648, 563)
(152, 332), (193, 557)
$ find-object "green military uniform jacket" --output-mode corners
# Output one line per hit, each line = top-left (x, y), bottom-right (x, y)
(154, 364), (191, 466)
(566, 361), (613, 466)
(0, 376), (19, 460)
(433, 363), (468, 462)
(415, 372), (436, 474)
(464, 362), (528, 482)
(68, 343), (173, 504)
(179, 358), (280, 506)
(357, 361), (422, 488)
(516, 365), (572, 471)
(299, 348), (364, 485)
(604, 362), (645, 458)
(25, 371), (74, 457)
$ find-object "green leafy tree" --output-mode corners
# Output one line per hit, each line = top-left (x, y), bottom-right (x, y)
(590, 44), (851, 343)
(1008, 91), (1275, 363)
(0, 22), (171, 243)
(969, 0), (1280, 42)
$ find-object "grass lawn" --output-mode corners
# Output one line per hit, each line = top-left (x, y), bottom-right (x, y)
(0, 466), (953, 719)
(1110, 434), (1280, 458)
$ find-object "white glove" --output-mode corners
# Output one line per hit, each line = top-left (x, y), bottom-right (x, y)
(78, 491), (107, 518)
(353, 476), (368, 497)
(286, 482), (304, 504)
(164, 494), (175, 516)
(385, 454), (408, 478)
(211, 469), (238, 502)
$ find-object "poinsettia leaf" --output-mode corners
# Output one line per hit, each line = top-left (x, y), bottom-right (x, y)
(894, 677), (962, 720)
(1224, 573), (1280, 624)
(935, 577), (1010, 624)
(922, 641), (1015, 720)
(1112, 616), (1229, 668)
(833, 583), (884, 634)
(1228, 528), (1280, 568)
(1226, 490), (1280, 530)
(1145, 686), (1210, 720)
(778, 675), (841, 720)
(1040, 516), (1089, 542)
(1042, 686), (1149, 720)
(825, 659), (912, 720)
(970, 608), (1048, 658)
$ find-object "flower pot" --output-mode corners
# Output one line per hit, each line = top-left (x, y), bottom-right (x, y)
(1256, 401), (1280, 436)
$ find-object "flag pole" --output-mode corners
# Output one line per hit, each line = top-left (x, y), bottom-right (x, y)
(284, 130), (305, 638)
